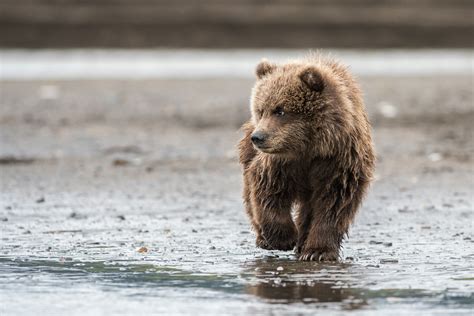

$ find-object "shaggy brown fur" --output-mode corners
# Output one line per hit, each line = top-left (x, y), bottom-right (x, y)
(238, 54), (375, 261)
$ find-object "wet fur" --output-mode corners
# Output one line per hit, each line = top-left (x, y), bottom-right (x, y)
(238, 54), (375, 261)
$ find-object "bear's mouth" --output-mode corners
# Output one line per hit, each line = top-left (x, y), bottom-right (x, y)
(253, 143), (271, 152)
(253, 144), (280, 154)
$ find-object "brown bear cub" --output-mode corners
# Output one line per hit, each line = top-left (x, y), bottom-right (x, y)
(238, 54), (375, 261)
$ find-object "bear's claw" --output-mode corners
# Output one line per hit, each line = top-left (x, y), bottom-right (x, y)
(256, 236), (272, 250)
(298, 249), (338, 262)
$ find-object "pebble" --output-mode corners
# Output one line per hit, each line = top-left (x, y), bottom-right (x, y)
(380, 258), (399, 264)
(137, 246), (148, 253)
(398, 206), (413, 213)
(276, 266), (284, 271)
(369, 240), (383, 245)
(112, 159), (127, 166)
(428, 152), (442, 162)
(69, 212), (87, 219)
(377, 101), (398, 118)
(366, 264), (380, 268)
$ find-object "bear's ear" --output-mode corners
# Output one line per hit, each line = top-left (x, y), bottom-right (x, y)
(299, 67), (325, 92)
(256, 59), (276, 79)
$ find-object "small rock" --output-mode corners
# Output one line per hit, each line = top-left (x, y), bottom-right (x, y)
(366, 264), (380, 268)
(0, 217), (8, 222)
(369, 240), (383, 245)
(380, 258), (399, 264)
(427, 152), (442, 162)
(398, 206), (412, 213)
(69, 212), (87, 219)
(145, 166), (154, 173)
(377, 101), (398, 118)
(0, 157), (35, 165)
(36, 197), (45, 203)
(383, 242), (393, 247)
(113, 158), (141, 166)
(117, 215), (126, 221)
(39, 84), (60, 100)
(137, 246), (148, 253)
(113, 159), (131, 166)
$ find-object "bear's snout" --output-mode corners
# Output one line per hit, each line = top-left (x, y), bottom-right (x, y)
(251, 131), (267, 147)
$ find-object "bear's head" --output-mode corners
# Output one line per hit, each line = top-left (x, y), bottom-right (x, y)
(249, 57), (356, 158)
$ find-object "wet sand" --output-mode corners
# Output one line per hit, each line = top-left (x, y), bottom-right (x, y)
(0, 72), (473, 314)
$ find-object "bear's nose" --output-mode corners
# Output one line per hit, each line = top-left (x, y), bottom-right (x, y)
(251, 131), (267, 145)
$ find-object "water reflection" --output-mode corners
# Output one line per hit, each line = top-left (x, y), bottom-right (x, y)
(0, 257), (242, 293)
(1, 256), (468, 312)
(243, 257), (366, 309)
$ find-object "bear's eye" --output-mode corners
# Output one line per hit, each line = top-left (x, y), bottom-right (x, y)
(273, 107), (285, 117)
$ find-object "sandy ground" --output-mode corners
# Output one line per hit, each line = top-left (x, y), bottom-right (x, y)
(0, 73), (473, 315)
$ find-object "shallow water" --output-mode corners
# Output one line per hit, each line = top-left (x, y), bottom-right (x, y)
(1, 255), (472, 315)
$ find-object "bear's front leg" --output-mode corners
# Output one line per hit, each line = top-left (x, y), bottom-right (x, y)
(298, 222), (342, 261)
(252, 193), (297, 251)
(296, 204), (343, 260)
(294, 202), (313, 254)
(298, 192), (361, 261)
(259, 214), (297, 251)
(260, 216), (297, 251)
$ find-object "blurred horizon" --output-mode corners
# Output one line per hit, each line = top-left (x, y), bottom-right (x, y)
(1, 0), (473, 49)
